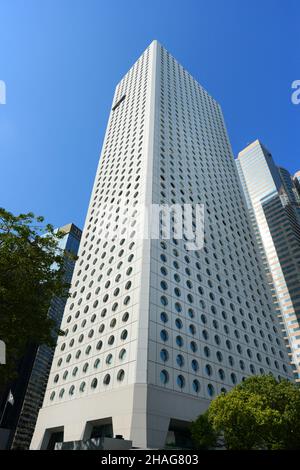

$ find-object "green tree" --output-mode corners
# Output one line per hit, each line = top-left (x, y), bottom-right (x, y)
(0, 208), (71, 387)
(192, 375), (300, 450)
(191, 410), (218, 449)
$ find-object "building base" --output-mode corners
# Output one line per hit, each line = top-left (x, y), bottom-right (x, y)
(30, 384), (209, 449)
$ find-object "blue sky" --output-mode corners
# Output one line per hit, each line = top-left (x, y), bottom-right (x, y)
(0, 0), (299, 229)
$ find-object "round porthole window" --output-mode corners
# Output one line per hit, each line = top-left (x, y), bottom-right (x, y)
(119, 348), (126, 360)
(177, 375), (185, 389)
(192, 380), (200, 393)
(103, 374), (111, 386)
(160, 349), (169, 362)
(117, 369), (125, 381)
(160, 329), (168, 342)
(160, 370), (169, 384)
(91, 378), (98, 389)
(207, 383), (215, 397)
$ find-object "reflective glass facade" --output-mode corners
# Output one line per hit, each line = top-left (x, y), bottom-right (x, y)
(237, 140), (300, 380)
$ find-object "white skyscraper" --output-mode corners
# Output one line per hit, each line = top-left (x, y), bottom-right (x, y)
(31, 41), (293, 450)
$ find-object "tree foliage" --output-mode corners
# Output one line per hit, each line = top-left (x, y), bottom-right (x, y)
(191, 411), (218, 449)
(0, 208), (71, 386)
(192, 375), (300, 450)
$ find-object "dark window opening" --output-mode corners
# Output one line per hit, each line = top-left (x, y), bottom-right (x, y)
(112, 94), (126, 111)
(90, 423), (113, 439)
(46, 431), (64, 450)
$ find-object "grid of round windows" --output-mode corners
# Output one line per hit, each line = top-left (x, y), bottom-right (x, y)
(47, 45), (291, 408)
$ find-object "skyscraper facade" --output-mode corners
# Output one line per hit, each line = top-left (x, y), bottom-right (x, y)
(0, 224), (81, 449)
(31, 42), (292, 450)
(237, 140), (300, 381)
(293, 171), (300, 203)
(278, 166), (300, 223)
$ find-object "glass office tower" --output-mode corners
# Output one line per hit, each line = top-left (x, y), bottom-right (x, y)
(293, 171), (300, 205)
(31, 42), (292, 450)
(237, 140), (300, 381)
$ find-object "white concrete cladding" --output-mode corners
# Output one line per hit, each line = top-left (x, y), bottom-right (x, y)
(31, 42), (293, 450)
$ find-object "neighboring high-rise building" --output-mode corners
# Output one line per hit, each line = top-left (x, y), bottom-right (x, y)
(278, 167), (300, 222)
(237, 140), (300, 381)
(0, 224), (81, 449)
(293, 171), (300, 200)
(31, 41), (293, 450)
